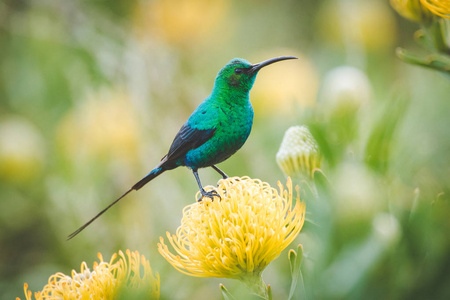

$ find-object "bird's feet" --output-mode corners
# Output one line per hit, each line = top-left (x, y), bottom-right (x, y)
(198, 189), (221, 202)
(211, 165), (228, 179)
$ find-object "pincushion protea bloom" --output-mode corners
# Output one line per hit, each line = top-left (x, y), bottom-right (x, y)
(17, 250), (160, 300)
(420, 0), (450, 18)
(276, 126), (322, 179)
(158, 177), (305, 295)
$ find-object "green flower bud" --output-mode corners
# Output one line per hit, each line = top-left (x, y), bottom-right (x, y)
(276, 126), (322, 179)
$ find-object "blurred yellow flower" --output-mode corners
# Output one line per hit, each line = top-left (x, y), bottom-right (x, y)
(390, 0), (433, 23)
(420, 0), (450, 19)
(133, 0), (229, 46)
(318, 1), (396, 51)
(56, 89), (139, 164)
(0, 116), (44, 183)
(251, 50), (318, 114)
(18, 250), (160, 300)
(276, 126), (322, 179)
(158, 176), (305, 282)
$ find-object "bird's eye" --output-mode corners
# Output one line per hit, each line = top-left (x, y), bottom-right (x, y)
(234, 68), (243, 74)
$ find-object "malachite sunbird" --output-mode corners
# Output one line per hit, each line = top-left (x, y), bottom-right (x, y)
(68, 56), (297, 239)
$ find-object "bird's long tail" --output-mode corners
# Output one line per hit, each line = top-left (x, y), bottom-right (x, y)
(132, 167), (164, 190)
(67, 167), (165, 240)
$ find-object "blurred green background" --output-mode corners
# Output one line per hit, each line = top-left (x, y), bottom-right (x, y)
(1, 0), (449, 299)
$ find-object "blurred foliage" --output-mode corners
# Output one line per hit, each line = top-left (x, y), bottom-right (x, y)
(391, 0), (450, 75)
(1, 0), (450, 299)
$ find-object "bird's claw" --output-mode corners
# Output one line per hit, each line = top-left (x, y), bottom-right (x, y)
(198, 189), (221, 202)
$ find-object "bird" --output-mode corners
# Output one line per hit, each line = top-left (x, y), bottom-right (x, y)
(68, 56), (297, 239)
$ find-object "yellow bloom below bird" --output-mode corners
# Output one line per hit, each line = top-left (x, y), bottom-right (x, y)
(158, 176), (305, 285)
(18, 250), (160, 300)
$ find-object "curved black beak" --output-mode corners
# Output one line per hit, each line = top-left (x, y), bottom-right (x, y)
(248, 56), (297, 75)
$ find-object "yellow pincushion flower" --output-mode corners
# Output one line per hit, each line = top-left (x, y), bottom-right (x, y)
(276, 126), (322, 179)
(420, 0), (450, 18)
(18, 250), (160, 300)
(158, 176), (305, 283)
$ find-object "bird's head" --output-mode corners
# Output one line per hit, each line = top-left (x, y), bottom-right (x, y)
(215, 56), (298, 93)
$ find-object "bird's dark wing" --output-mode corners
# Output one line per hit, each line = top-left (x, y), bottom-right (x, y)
(165, 123), (216, 162)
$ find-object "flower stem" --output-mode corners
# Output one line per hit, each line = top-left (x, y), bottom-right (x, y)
(241, 273), (268, 299)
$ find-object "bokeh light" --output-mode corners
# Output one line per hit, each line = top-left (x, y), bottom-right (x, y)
(251, 50), (319, 115)
(0, 117), (45, 184)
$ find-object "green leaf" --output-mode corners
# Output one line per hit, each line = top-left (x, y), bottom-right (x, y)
(430, 19), (450, 54)
(288, 244), (304, 300)
(364, 95), (410, 174)
(288, 249), (297, 275)
(313, 169), (331, 198)
(267, 285), (273, 300)
(396, 48), (450, 77)
(409, 187), (420, 222)
(220, 284), (236, 300)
